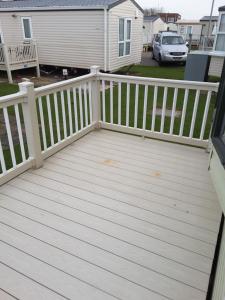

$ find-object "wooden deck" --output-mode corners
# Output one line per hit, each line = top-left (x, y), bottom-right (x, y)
(0, 129), (221, 300)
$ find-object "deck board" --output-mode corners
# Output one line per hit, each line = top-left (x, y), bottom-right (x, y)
(0, 130), (221, 300)
(0, 288), (20, 300)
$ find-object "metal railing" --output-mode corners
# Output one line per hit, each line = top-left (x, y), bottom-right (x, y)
(199, 36), (215, 51)
(0, 66), (219, 185)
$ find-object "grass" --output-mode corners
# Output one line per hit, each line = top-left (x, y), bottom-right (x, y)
(0, 65), (219, 172)
(0, 83), (19, 96)
(119, 64), (186, 80)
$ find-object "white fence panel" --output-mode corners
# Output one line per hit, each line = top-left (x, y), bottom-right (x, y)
(99, 73), (219, 147)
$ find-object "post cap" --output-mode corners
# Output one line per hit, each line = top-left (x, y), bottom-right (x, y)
(90, 66), (101, 74)
(18, 80), (34, 92)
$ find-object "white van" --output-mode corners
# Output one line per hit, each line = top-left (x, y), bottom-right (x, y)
(153, 32), (188, 65)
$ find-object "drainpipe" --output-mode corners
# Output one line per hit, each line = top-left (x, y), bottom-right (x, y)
(104, 8), (107, 72)
(207, 0), (215, 44)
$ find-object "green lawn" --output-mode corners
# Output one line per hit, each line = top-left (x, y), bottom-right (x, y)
(0, 65), (219, 172)
(119, 65), (185, 80)
(0, 83), (19, 96)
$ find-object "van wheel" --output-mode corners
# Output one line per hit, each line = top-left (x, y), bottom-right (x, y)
(158, 54), (163, 66)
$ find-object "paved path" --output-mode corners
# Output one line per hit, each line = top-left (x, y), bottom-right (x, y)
(141, 51), (158, 67)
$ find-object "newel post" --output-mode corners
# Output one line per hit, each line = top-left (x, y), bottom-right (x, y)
(19, 81), (43, 168)
(90, 66), (101, 127)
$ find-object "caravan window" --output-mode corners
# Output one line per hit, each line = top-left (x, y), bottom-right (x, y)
(187, 26), (193, 35)
(215, 14), (225, 51)
(119, 18), (131, 57)
(180, 26), (185, 35)
(22, 17), (33, 39)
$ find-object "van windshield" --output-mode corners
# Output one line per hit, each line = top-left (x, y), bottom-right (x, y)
(162, 36), (185, 45)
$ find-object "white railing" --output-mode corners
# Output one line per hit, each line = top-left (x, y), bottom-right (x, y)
(35, 73), (95, 159)
(99, 73), (219, 148)
(7, 43), (37, 64)
(0, 66), (99, 185)
(0, 66), (219, 185)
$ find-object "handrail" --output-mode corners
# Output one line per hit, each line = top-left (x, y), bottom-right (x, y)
(98, 72), (219, 92)
(35, 73), (95, 97)
(0, 91), (27, 109)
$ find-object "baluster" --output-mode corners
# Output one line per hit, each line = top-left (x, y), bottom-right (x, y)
(53, 92), (61, 142)
(160, 86), (168, 133)
(78, 86), (84, 130)
(60, 90), (68, 138)
(110, 81), (113, 124)
(179, 89), (189, 136)
(83, 83), (88, 127)
(189, 90), (200, 138)
(134, 84), (139, 128)
(37, 97), (47, 150)
(0, 139), (6, 174)
(118, 82), (122, 125)
(200, 91), (212, 140)
(142, 85), (148, 130)
(151, 86), (158, 131)
(88, 81), (93, 124)
(46, 95), (54, 146)
(169, 88), (178, 135)
(3, 107), (16, 167)
(126, 83), (130, 127)
(101, 80), (106, 122)
(72, 87), (79, 132)
(67, 89), (73, 135)
(14, 104), (26, 162)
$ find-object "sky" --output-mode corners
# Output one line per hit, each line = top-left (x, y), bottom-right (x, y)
(136, 0), (225, 19)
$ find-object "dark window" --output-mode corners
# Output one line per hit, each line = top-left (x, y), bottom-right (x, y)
(22, 17), (32, 39)
(212, 61), (225, 166)
(162, 36), (185, 45)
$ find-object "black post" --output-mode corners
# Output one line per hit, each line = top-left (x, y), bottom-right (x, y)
(211, 59), (225, 166)
(206, 214), (224, 300)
